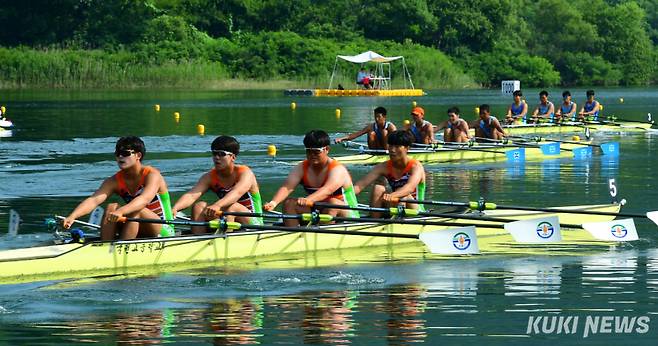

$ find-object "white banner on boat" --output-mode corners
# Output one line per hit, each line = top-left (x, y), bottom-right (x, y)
(8, 209), (20, 236)
(647, 211), (658, 226)
(419, 226), (480, 255)
(88, 206), (104, 226)
(504, 216), (562, 243)
(582, 218), (639, 241)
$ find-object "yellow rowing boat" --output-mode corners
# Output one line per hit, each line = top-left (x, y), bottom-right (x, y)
(336, 141), (593, 165)
(0, 203), (624, 284)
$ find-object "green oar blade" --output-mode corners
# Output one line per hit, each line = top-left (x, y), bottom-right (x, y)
(418, 226), (480, 255)
(504, 216), (562, 243)
(581, 218), (638, 241)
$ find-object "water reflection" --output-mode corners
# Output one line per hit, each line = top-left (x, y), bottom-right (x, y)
(7, 251), (656, 343)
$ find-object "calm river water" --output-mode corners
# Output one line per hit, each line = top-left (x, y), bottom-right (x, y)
(0, 88), (657, 344)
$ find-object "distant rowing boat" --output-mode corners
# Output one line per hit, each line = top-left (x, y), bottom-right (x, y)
(0, 203), (625, 284)
(494, 120), (654, 136)
(335, 141), (597, 165)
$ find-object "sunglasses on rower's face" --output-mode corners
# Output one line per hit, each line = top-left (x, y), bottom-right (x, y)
(115, 149), (135, 157)
(212, 149), (234, 157)
(305, 147), (326, 155)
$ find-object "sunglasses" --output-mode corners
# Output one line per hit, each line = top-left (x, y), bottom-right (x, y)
(305, 147), (326, 154)
(115, 149), (135, 157)
(212, 149), (234, 157)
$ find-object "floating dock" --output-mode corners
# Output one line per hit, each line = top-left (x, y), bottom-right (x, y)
(284, 89), (424, 97)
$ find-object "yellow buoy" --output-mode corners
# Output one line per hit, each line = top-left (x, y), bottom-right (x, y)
(335, 108), (341, 117)
(599, 104), (604, 111)
(267, 144), (277, 157)
(154, 104), (160, 112)
(572, 135), (581, 141)
(174, 112), (180, 123)
(474, 107), (480, 115)
(197, 124), (205, 135)
(1, 106), (5, 114)
(291, 102), (297, 110)
(412, 101), (417, 107)
(619, 98), (624, 103)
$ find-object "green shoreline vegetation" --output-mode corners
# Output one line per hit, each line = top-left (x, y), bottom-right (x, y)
(1, 0), (657, 90)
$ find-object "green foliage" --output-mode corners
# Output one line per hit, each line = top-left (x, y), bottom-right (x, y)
(466, 48), (560, 87)
(557, 52), (622, 86)
(2, 0), (658, 87)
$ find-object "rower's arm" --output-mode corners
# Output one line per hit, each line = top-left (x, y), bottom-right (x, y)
(532, 105), (539, 116)
(335, 125), (369, 143)
(353, 164), (386, 195)
(172, 173), (211, 214)
(265, 163), (303, 209)
(64, 177), (114, 224)
(388, 123), (397, 132)
(210, 169), (256, 209)
(492, 118), (506, 133)
(425, 123), (435, 144)
(115, 170), (162, 216)
(389, 163), (423, 199)
(434, 120), (448, 131)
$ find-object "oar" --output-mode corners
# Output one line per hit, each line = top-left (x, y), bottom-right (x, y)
(311, 202), (639, 242)
(598, 114), (655, 126)
(116, 216), (480, 254)
(54, 215), (101, 229)
(312, 201), (586, 228)
(397, 198), (658, 227)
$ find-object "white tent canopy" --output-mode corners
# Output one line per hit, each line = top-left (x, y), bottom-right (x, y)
(336, 51), (403, 64)
(329, 51), (414, 90)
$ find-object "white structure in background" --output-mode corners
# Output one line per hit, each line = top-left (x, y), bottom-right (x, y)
(502, 80), (521, 95)
(328, 51), (415, 90)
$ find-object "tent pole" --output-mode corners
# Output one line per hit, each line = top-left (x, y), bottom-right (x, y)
(328, 57), (338, 89)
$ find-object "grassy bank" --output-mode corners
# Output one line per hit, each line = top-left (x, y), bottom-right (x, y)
(0, 33), (478, 90)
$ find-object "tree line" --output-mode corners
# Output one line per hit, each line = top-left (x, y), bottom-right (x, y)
(0, 0), (656, 88)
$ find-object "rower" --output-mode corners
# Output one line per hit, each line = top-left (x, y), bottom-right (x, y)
(531, 90), (555, 123)
(263, 130), (360, 226)
(353, 130), (426, 218)
(62, 136), (175, 240)
(555, 90), (577, 123)
(472, 104), (505, 140)
(579, 89), (600, 121)
(504, 90), (528, 124)
(334, 106), (397, 149)
(434, 106), (470, 143)
(172, 136), (263, 234)
(409, 106), (434, 144)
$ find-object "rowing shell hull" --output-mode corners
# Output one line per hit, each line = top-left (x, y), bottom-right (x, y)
(466, 121), (653, 137)
(0, 204), (621, 284)
(336, 142), (590, 165)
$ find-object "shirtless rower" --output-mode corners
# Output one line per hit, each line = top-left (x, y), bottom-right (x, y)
(353, 130), (426, 218)
(263, 130), (360, 226)
(62, 136), (175, 240)
(334, 106), (397, 149)
(172, 135), (263, 234)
